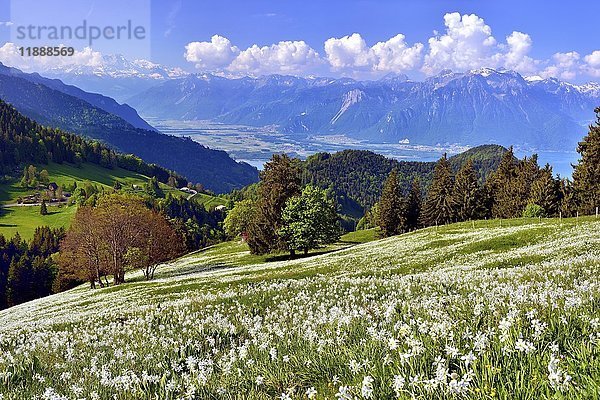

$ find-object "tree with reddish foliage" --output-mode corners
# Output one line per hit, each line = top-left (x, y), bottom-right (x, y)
(60, 194), (185, 287)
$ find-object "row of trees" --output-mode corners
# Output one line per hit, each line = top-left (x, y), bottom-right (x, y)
(375, 107), (600, 236)
(225, 155), (341, 256)
(301, 146), (506, 224)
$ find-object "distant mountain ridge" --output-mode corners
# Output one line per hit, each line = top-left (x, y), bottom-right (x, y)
(0, 69), (258, 193)
(128, 68), (600, 151)
(0, 62), (155, 131)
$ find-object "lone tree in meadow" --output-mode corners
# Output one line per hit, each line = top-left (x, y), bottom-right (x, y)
(421, 154), (454, 226)
(572, 107), (600, 215)
(279, 185), (341, 256)
(39, 200), (48, 215)
(452, 159), (484, 221)
(377, 169), (405, 237)
(247, 154), (301, 255)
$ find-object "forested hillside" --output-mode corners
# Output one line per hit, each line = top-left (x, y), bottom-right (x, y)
(0, 100), (182, 184)
(302, 145), (507, 216)
(0, 73), (258, 193)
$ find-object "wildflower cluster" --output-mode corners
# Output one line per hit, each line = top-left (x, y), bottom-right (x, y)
(0, 220), (598, 399)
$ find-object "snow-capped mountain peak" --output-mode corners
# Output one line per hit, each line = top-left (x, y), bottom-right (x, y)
(45, 54), (188, 80)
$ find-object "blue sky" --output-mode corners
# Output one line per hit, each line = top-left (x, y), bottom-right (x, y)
(1, 0), (600, 81)
(151, 0), (599, 66)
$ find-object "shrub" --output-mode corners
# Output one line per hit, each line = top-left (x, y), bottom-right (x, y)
(522, 203), (545, 218)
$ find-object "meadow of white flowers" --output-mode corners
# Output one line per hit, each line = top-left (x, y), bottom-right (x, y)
(1, 218), (599, 399)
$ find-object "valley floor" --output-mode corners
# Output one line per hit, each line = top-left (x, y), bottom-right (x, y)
(1, 217), (599, 399)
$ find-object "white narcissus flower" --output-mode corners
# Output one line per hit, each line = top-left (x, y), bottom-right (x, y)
(362, 375), (374, 398)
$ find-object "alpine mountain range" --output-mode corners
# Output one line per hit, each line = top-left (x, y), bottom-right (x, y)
(125, 67), (600, 151)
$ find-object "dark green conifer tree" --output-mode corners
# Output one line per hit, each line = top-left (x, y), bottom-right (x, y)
(451, 159), (485, 221)
(247, 154), (301, 255)
(405, 178), (422, 231)
(572, 107), (600, 215)
(528, 164), (559, 217)
(421, 154), (454, 226)
(40, 200), (48, 216)
(558, 178), (576, 217)
(377, 169), (405, 237)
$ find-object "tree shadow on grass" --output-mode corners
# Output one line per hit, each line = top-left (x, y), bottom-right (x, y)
(339, 240), (363, 245)
(265, 247), (349, 262)
(0, 207), (12, 216)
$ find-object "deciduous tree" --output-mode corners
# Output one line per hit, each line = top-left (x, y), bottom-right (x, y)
(223, 199), (255, 239)
(279, 185), (340, 255)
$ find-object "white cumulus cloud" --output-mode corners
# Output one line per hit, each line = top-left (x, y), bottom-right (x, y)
(371, 34), (424, 72)
(182, 15), (600, 82)
(324, 33), (374, 70)
(423, 12), (497, 75)
(541, 52), (581, 80)
(184, 35), (239, 69)
(324, 33), (423, 76)
(228, 40), (323, 75)
(583, 50), (600, 77)
(502, 31), (537, 74)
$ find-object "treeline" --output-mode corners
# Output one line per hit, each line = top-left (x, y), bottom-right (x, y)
(68, 179), (227, 251)
(0, 227), (64, 309)
(159, 195), (226, 250)
(302, 150), (433, 212)
(373, 108), (600, 236)
(0, 100), (186, 186)
(225, 155), (341, 256)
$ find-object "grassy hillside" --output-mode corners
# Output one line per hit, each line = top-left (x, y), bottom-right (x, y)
(0, 161), (183, 239)
(0, 204), (76, 239)
(1, 217), (599, 398)
(192, 192), (228, 209)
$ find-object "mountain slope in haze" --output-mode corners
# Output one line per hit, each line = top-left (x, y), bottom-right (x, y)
(0, 74), (258, 193)
(42, 55), (188, 103)
(0, 63), (155, 131)
(128, 69), (600, 151)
